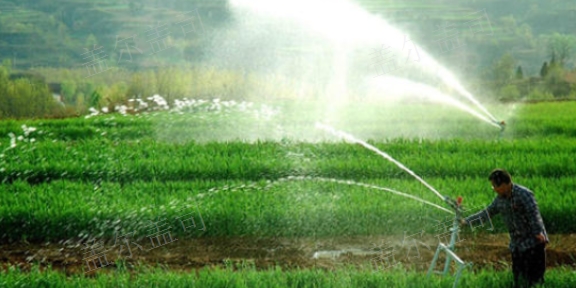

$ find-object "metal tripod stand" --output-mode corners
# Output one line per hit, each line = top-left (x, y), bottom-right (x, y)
(426, 196), (472, 288)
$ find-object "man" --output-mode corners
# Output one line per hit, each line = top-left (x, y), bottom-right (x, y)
(463, 169), (548, 287)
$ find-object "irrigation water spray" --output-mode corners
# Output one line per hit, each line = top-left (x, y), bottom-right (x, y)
(226, 0), (506, 135)
(316, 122), (446, 201)
(368, 77), (502, 129)
(273, 176), (453, 215)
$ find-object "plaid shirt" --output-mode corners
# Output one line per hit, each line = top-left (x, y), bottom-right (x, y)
(465, 184), (548, 252)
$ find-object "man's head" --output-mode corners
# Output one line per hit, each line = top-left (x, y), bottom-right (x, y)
(489, 169), (512, 197)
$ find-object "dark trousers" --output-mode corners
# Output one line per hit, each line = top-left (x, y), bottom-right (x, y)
(512, 243), (546, 287)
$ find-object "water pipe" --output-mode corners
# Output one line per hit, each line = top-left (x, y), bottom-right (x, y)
(495, 120), (506, 138)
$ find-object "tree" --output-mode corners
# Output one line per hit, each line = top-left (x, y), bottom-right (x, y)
(75, 92), (86, 113)
(540, 62), (549, 78)
(547, 33), (576, 67)
(0, 63), (9, 118)
(545, 65), (571, 98)
(500, 84), (521, 101)
(516, 66), (524, 80)
(550, 54), (558, 69)
(89, 90), (102, 108)
(486, 53), (516, 92)
(1, 59), (12, 74)
(61, 80), (77, 104)
(79, 81), (95, 98)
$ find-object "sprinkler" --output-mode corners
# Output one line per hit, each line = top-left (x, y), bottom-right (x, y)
(496, 120), (506, 139)
(498, 120), (506, 133)
(440, 195), (464, 251)
(443, 195), (463, 215)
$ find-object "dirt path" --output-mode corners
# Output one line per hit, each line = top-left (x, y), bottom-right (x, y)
(1, 234), (575, 275)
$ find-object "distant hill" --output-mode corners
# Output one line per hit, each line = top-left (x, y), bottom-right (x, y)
(356, 0), (576, 75)
(0, 0), (574, 76)
(0, 0), (228, 70)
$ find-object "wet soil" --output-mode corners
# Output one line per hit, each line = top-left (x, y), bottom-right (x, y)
(1, 233), (574, 275)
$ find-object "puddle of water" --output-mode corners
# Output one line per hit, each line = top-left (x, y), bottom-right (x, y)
(312, 249), (380, 259)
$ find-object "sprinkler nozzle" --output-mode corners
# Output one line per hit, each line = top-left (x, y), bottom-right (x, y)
(444, 196), (458, 210)
(496, 120), (506, 132)
(444, 196), (464, 217)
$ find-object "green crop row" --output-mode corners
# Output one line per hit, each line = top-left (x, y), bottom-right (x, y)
(1, 177), (573, 242)
(1, 265), (575, 288)
(1, 136), (575, 184)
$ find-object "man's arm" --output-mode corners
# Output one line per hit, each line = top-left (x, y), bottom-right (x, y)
(464, 198), (498, 226)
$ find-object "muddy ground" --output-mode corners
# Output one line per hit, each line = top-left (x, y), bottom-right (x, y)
(1, 234), (575, 275)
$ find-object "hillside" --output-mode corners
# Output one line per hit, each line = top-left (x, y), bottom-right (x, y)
(0, 0), (228, 69)
(0, 0), (574, 74)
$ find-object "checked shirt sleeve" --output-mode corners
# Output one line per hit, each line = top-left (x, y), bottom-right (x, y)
(465, 198), (498, 225)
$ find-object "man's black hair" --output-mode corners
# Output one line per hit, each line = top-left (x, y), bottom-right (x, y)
(489, 169), (512, 187)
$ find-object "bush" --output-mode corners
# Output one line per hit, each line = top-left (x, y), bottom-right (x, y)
(545, 66), (572, 97)
(499, 84), (520, 101)
(0, 64), (60, 119)
(61, 80), (77, 104)
(526, 88), (554, 101)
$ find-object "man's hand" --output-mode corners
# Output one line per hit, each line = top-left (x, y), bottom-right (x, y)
(535, 233), (547, 244)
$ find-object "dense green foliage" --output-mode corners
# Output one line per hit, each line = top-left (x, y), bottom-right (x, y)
(0, 62), (60, 118)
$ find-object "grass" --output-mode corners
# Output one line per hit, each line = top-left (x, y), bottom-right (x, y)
(1, 265), (575, 287)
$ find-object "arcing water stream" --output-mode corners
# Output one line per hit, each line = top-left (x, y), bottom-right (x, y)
(316, 122), (447, 203)
(274, 176), (453, 214)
